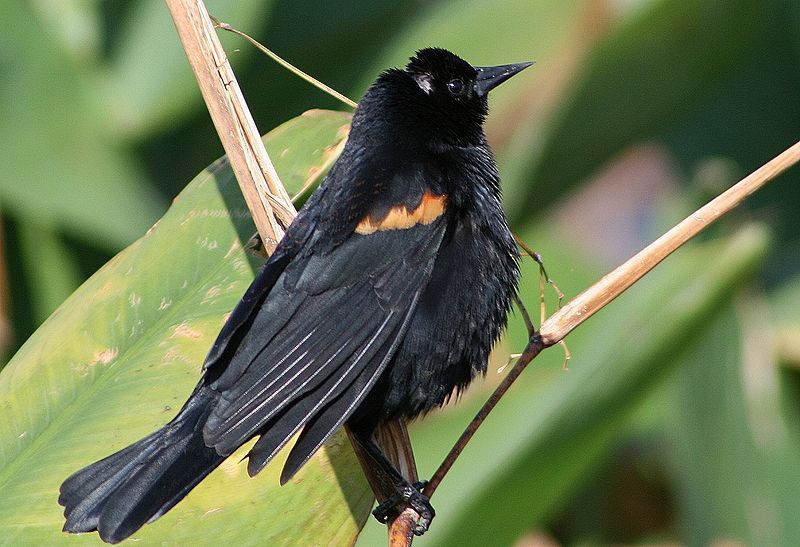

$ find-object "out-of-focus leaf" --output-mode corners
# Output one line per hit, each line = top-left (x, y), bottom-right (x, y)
(770, 276), (800, 328)
(353, 0), (581, 88)
(29, 0), (102, 62)
(0, 110), (370, 544)
(770, 276), (800, 368)
(17, 221), (82, 326)
(406, 224), (769, 546)
(106, 0), (275, 137)
(794, 1), (800, 62)
(506, 0), (766, 222)
(0, 0), (166, 249)
(666, 288), (800, 545)
(660, 2), (800, 273)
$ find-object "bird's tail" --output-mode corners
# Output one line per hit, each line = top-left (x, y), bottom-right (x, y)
(59, 388), (225, 544)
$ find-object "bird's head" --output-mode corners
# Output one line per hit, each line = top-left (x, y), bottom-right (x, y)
(355, 48), (532, 148)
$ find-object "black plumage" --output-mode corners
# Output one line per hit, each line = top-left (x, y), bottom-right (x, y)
(59, 47), (529, 543)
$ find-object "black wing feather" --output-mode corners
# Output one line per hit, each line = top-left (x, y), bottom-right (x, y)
(244, 308), (401, 478)
(203, 218), (447, 473)
(203, 280), (380, 453)
(278, 291), (422, 483)
(203, 249), (293, 372)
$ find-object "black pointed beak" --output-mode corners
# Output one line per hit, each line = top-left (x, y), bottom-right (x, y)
(474, 61), (534, 97)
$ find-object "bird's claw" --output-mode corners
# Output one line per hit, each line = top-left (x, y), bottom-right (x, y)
(372, 480), (435, 535)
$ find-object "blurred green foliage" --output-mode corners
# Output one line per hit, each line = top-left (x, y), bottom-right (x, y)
(1, 0), (799, 545)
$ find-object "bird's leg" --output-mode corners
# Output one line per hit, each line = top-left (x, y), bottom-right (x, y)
(349, 427), (435, 535)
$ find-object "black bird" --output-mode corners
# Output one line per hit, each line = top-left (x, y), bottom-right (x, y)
(59, 47), (529, 543)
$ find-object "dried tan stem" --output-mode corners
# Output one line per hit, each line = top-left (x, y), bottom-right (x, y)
(539, 140), (800, 345)
(165, 0), (296, 252)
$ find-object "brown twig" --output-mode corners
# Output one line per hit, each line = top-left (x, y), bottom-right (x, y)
(211, 16), (358, 109)
(379, 140), (800, 543)
(422, 333), (544, 496)
(539, 141), (800, 345)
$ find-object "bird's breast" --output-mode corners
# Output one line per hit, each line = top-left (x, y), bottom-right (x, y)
(363, 208), (519, 422)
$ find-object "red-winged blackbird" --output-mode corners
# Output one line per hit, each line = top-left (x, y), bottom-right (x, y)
(59, 47), (529, 543)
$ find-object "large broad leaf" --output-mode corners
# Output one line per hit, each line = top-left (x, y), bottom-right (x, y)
(0, 110), (365, 544)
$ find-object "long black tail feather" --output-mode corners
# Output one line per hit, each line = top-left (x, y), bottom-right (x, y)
(59, 388), (225, 544)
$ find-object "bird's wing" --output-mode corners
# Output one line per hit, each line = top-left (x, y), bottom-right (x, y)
(201, 204), (448, 479)
(201, 185), (324, 374)
(202, 247), (293, 372)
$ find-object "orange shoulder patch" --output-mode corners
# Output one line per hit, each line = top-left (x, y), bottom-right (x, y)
(355, 192), (447, 235)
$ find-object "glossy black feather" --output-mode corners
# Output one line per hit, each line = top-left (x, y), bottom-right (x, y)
(59, 47), (523, 542)
(204, 220), (447, 457)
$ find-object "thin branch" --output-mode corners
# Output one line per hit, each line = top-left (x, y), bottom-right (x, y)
(512, 294), (535, 337)
(539, 140), (800, 345)
(382, 139), (800, 542)
(421, 333), (544, 496)
(211, 17), (359, 109)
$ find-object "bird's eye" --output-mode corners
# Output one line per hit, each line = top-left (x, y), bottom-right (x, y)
(446, 79), (464, 96)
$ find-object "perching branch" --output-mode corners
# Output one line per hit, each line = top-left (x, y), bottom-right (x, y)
(538, 141), (800, 345)
(385, 140), (800, 544)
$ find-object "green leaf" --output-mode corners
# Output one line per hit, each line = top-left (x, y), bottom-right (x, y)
(17, 221), (82, 326)
(267, 109), (351, 199)
(666, 276), (800, 545)
(351, 0), (581, 90)
(29, 0), (102, 63)
(0, 110), (368, 544)
(770, 276), (800, 368)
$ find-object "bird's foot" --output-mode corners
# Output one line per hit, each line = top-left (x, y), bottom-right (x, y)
(372, 480), (435, 535)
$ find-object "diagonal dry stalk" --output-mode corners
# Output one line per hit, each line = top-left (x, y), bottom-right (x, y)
(166, 0), (294, 249)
